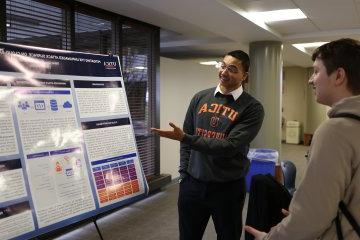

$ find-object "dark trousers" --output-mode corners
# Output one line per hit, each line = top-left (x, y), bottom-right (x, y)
(178, 175), (246, 240)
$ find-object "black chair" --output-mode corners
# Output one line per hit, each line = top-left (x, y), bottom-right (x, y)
(280, 160), (297, 195)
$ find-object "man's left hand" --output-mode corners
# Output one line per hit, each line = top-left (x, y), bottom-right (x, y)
(151, 122), (185, 141)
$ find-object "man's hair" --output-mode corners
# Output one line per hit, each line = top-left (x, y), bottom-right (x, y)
(226, 50), (250, 72)
(312, 38), (360, 94)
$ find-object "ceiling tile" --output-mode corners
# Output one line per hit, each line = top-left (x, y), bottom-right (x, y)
(268, 19), (318, 35)
(294, 0), (360, 30)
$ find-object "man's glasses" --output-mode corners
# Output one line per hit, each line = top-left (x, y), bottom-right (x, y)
(216, 62), (240, 74)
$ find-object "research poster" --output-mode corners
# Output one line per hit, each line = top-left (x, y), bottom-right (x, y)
(0, 42), (148, 239)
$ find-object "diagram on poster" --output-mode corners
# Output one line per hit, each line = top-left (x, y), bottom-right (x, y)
(0, 42), (148, 240)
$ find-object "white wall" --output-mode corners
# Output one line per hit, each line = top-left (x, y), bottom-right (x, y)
(305, 68), (328, 134)
(282, 67), (308, 141)
(281, 67), (328, 142)
(159, 57), (218, 179)
(159, 60), (327, 179)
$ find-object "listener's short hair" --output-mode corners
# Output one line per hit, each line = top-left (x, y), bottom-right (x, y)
(312, 38), (360, 94)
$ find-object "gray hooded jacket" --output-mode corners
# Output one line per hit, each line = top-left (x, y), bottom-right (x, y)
(265, 95), (360, 240)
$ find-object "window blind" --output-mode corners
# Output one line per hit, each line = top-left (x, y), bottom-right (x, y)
(122, 23), (156, 177)
(5, 0), (159, 179)
(74, 11), (112, 54)
(6, 0), (70, 49)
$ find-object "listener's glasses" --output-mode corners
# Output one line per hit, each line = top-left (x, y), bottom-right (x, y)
(216, 62), (240, 74)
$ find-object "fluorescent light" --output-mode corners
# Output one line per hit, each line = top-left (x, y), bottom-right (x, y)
(134, 66), (147, 70)
(247, 9), (307, 23)
(199, 61), (218, 66)
(292, 42), (328, 54)
(6, 23), (10, 27)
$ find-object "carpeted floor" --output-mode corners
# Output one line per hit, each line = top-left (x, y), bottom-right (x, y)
(281, 143), (310, 187)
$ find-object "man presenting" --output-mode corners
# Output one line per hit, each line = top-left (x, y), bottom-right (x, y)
(152, 50), (264, 240)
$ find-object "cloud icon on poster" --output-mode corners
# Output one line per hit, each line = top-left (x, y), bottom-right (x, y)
(63, 101), (72, 109)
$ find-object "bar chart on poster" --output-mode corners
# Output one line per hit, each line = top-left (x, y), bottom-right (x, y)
(0, 42), (148, 240)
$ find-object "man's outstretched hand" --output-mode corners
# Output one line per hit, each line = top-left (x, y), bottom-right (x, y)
(151, 122), (185, 141)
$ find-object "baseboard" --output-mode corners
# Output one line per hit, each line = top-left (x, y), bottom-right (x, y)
(148, 173), (172, 193)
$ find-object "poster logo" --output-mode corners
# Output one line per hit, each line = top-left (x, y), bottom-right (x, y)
(104, 61), (117, 70)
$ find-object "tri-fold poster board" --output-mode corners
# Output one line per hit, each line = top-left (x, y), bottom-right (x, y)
(0, 42), (148, 240)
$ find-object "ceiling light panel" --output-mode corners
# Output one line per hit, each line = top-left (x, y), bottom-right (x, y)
(247, 9), (307, 23)
(233, 0), (295, 12)
(199, 61), (219, 65)
(292, 42), (328, 54)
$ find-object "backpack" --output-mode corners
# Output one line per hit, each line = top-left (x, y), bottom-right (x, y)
(245, 174), (292, 240)
(332, 113), (360, 239)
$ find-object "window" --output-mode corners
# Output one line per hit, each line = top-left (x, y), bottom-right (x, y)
(122, 23), (157, 177)
(4, 0), (160, 179)
(6, 0), (70, 49)
(74, 11), (112, 54)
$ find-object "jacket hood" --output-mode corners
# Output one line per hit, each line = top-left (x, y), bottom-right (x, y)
(328, 95), (360, 118)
